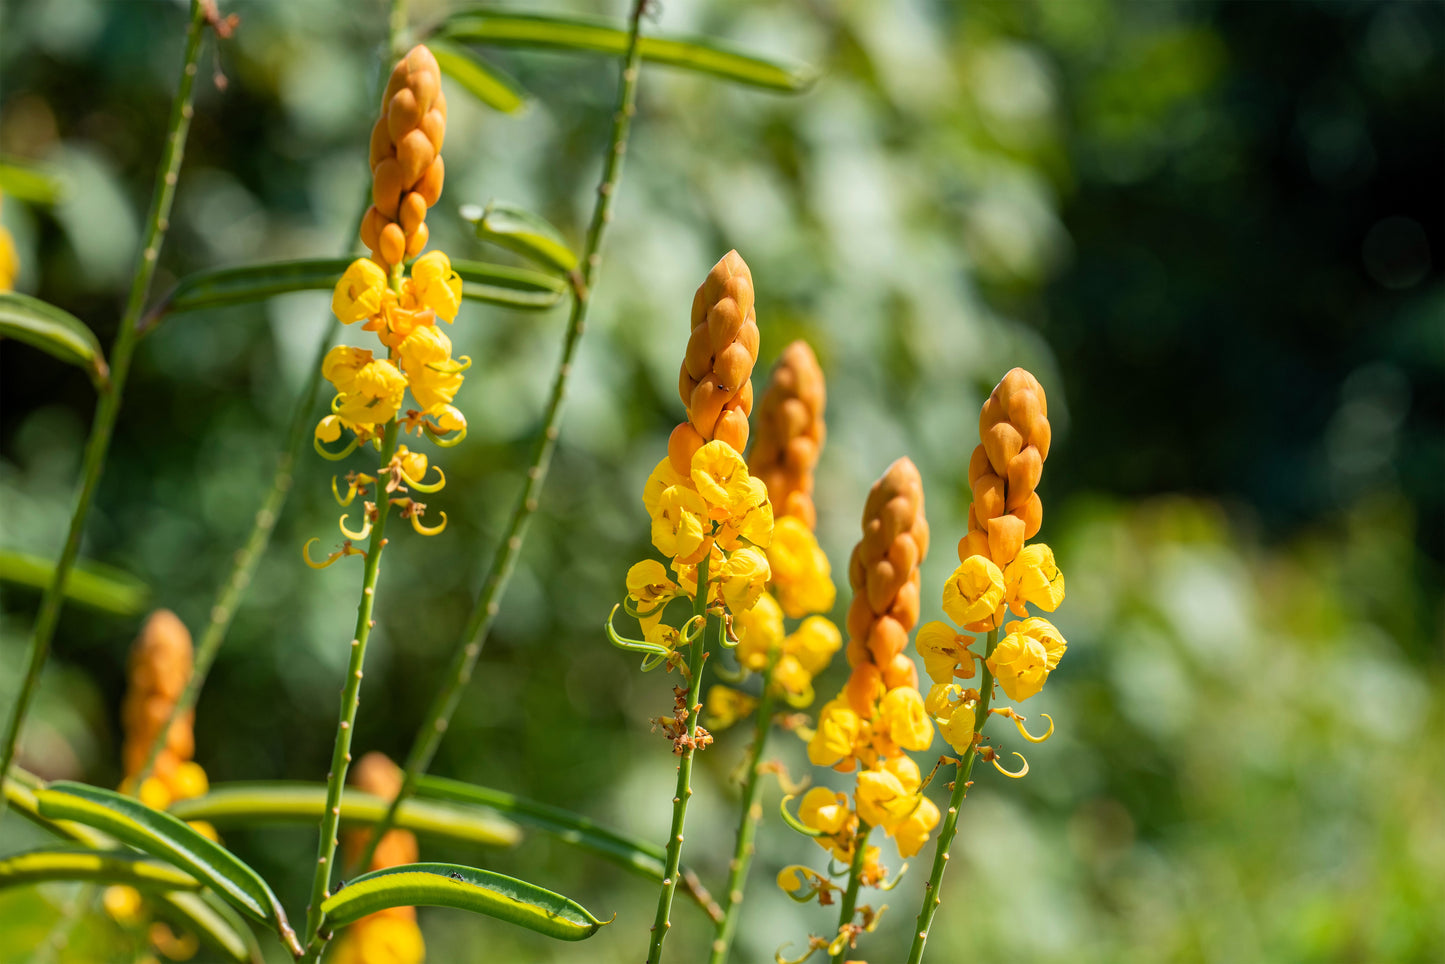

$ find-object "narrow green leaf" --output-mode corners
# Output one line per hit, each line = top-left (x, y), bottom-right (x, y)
(158, 891), (261, 964)
(0, 548), (150, 616)
(0, 157), (64, 204)
(34, 782), (299, 954)
(320, 862), (608, 941)
(438, 11), (817, 92)
(154, 257), (565, 319)
(4, 774), (110, 849)
(0, 292), (108, 389)
(0, 848), (199, 891)
(464, 201), (577, 275)
(415, 775), (719, 919)
(432, 39), (529, 114)
(167, 782), (521, 848)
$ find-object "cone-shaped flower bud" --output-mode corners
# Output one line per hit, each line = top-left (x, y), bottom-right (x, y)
(959, 367), (1051, 567)
(748, 340), (826, 529)
(361, 45), (447, 268)
(121, 610), (195, 784)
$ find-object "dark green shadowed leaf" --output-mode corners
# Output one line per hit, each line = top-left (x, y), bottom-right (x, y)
(0, 293), (108, 389)
(432, 39), (529, 114)
(153, 256), (565, 320)
(463, 201), (578, 275)
(0, 157), (64, 204)
(0, 549), (150, 616)
(0, 848), (199, 891)
(438, 11), (817, 92)
(167, 782), (520, 848)
(34, 782), (300, 954)
(319, 862), (608, 941)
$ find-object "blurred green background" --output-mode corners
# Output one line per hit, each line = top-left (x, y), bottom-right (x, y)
(2, 0), (1441, 962)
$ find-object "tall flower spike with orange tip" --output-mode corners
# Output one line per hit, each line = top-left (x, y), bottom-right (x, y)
(362, 45), (446, 269)
(668, 250), (760, 474)
(331, 753), (425, 964)
(748, 340), (826, 530)
(959, 367), (1051, 568)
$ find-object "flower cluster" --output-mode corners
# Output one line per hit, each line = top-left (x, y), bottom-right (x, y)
(919, 368), (1066, 763)
(791, 457), (939, 897)
(362, 45), (447, 269)
(331, 753), (426, 964)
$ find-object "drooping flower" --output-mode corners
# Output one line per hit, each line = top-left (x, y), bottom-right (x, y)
(985, 618), (1067, 703)
(915, 621), (975, 684)
(402, 250), (463, 321)
(651, 484), (709, 561)
(1003, 543), (1065, 616)
(397, 323), (465, 412)
(734, 591), (785, 673)
(941, 555), (1005, 627)
(876, 686), (933, 752)
(704, 685), (759, 730)
(807, 698), (865, 770)
(716, 545), (771, 614)
(331, 258), (390, 323)
(767, 516), (836, 619)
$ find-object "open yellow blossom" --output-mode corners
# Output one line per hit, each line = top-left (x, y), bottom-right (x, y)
(855, 767), (916, 830)
(642, 458), (688, 519)
(402, 250), (463, 321)
(926, 684), (978, 755)
(716, 545), (771, 613)
(734, 591), (785, 672)
(985, 617), (1066, 702)
(331, 258), (389, 323)
(808, 698), (864, 769)
(430, 404), (466, 436)
(329, 915), (426, 964)
(395, 446), (429, 485)
(1003, 543), (1065, 616)
(398, 324), (465, 412)
(892, 794), (940, 858)
(798, 786), (852, 836)
(704, 685), (758, 730)
(915, 621), (975, 684)
(767, 516), (836, 619)
(651, 485), (709, 561)
(627, 560), (679, 610)
(771, 654), (814, 706)
(715, 476), (774, 550)
(785, 616), (841, 677)
(324, 348), (407, 436)
(876, 686), (934, 752)
(941, 555), (1005, 626)
(691, 440), (756, 515)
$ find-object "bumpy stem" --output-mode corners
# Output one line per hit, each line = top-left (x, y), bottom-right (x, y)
(300, 421), (401, 959)
(830, 822), (873, 964)
(905, 628), (1000, 964)
(0, 0), (209, 826)
(351, 0), (650, 872)
(708, 680), (777, 964)
(647, 555), (716, 964)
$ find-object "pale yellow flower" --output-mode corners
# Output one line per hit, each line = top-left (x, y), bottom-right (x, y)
(892, 794), (939, 858)
(331, 258), (389, 323)
(876, 686), (934, 752)
(704, 685), (758, 730)
(807, 698), (863, 769)
(767, 516), (836, 618)
(915, 620), (975, 684)
(941, 554), (1005, 626)
(651, 485), (709, 561)
(397, 324), (464, 412)
(1003, 543), (1065, 616)
(403, 250), (463, 321)
(734, 591), (785, 672)
(784, 615), (841, 678)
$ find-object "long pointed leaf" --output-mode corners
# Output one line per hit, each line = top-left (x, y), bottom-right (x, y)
(0, 292), (108, 389)
(0, 157), (64, 204)
(155, 257), (565, 319)
(464, 201), (577, 275)
(438, 11), (816, 92)
(414, 775), (719, 920)
(319, 862), (607, 941)
(0, 848), (199, 891)
(0, 548), (150, 616)
(432, 39), (529, 114)
(34, 782), (300, 954)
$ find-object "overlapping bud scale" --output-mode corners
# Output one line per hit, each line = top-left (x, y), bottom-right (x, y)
(959, 367), (1051, 568)
(362, 46), (446, 268)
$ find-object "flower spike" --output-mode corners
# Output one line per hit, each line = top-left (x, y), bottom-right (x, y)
(339, 511), (373, 541)
(410, 511), (447, 536)
(991, 750), (1030, 779)
(992, 707), (1054, 743)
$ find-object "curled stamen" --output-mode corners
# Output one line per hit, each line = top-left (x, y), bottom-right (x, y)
(411, 511), (448, 536)
(339, 512), (372, 541)
(774, 940), (825, 964)
(780, 682), (815, 709)
(314, 435), (360, 461)
(992, 707), (1054, 743)
(423, 420), (467, 448)
(877, 866), (908, 891)
(861, 903), (888, 930)
(302, 537), (364, 570)
(426, 354), (472, 374)
(399, 464), (446, 493)
(605, 604), (673, 659)
(332, 476), (356, 506)
(777, 795), (829, 838)
(992, 750), (1029, 779)
(776, 865), (834, 903)
(679, 614), (707, 644)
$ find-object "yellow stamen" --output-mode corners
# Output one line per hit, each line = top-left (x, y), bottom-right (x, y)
(314, 435), (360, 461)
(399, 464), (446, 493)
(303, 538), (362, 570)
(424, 420), (467, 448)
(339, 512), (373, 541)
(411, 511), (448, 536)
(991, 750), (1029, 779)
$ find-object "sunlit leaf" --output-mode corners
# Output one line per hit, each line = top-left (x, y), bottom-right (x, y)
(167, 782), (520, 848)
(320, 862), (608, 941)
(438, 11), (816, 92)
(34, 782), (300, 954)
(0, 157), (64, 204)
(0, 848), (199, 891)
(153, 256), (565, 320)
(0, 292), (108, 389)
(0, 549), (150, 616)
(464, 201), (577, 275)
(432, 39), (529, 114)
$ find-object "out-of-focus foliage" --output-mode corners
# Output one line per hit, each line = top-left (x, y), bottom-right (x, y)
(0, 0), (1439, 962)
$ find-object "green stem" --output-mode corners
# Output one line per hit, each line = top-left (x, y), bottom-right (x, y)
(830, 821), (872, 964)
(905, 628), (1000, 964)
(646, 554), (715, 964)
(300, 420), (400, 960)
(0, 0), (209, 826)
(708, 678), (777, 964)
(350, 0), (650, 874)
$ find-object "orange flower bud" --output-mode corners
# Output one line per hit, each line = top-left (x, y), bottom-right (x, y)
(748, 340), (826, 530)
(960, 368), (1051, 567)
(364, 45), (446, 268)
(120, 611), (194, 781)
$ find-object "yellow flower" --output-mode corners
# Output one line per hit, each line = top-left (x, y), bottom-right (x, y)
(876, 686), (934, 752)
(403, 251), (463, 321)
(734, 591), (784, 672)
(642, 458), (688, 519)
(627, 560), (679, 611)
(798, 786), (852, 835)
(807, 698), (864, 769)
(716, 476), (774, 550)
(334, 361), (407, 433)
(767, 516), (836, 619)
(651, 484), (709, 561)
(771, 654), (814, 706)
(368, 301), (434, 350)
(103, 884), (145, 926)
(168, 761), (209, 802)
(985, 617), (1066, 702)
(331, 258), (389, 323)
(941, 555), (1005, 626)
(398, 324), (465, 413)
(915, 621), (975, 684)
(855, 767), (915, 830)
(322, 345), (375, 393)
(892, 794), (940, 858)
(704, 685), (758, 730)
(329, 915), (426, 964)
(717, 546), (771, 613)
(1003, 543), (1065, 616)
(137, 777), (172, 811)
(691, 440), (755, 515)
(784, 616), (841, 678)
(431, 404), (466, 436)
(926, 684), (977, 755)
(395, 446), (429, 485)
